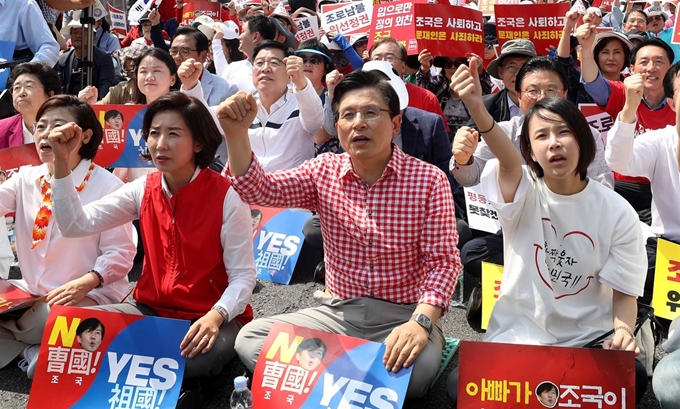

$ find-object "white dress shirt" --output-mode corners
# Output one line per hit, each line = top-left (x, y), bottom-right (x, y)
(0, 160), (135, 304)
(219, 59), (255, 94)
(0, 0), (59, 66)
(52, 167), (256, 321)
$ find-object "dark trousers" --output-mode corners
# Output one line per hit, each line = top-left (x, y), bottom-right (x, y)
(615, 180), (652, 226)
(460, 231), (504, 279)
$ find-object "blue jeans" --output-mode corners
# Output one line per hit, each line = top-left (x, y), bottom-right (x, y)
(653, 349), (680, 409)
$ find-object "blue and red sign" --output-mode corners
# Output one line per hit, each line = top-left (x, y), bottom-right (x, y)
(92, 105), (154, 168)
(253, 323), (413, 408)
(28, 306), (189, 409)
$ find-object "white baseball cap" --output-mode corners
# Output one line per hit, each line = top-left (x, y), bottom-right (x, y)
(361, 60), (409, 110)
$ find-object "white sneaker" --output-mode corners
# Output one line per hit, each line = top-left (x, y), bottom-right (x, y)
(17, 344), (40, 379)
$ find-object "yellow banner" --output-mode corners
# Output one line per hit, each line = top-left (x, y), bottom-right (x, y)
(652, 239), (680, 320)
(481, 262), (504, 330)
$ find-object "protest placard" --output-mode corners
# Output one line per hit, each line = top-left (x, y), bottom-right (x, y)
(652, 238), (680, 320)
(91, 105), (154, 168)
(494, 3), (569, 53)
(252, 323), (412, 408)
(181, 1), (221, 26)
(464, 185), (501, 234)
(28, 305), (189, 409)
(0, 279), (39, 315)
(369, 2), (484, 56)
(294, 16), (320, 43)
(458, 341), (636, 408)
(320, 1), (373, 36)
(481, 262), (503, 330)
(579, 103), (613, 149)
(251, 206), (312, 284)
(0, 144), (41, 178)
(108, 5), (128, 37)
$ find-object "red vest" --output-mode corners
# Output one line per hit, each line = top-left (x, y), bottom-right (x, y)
(134, 169), (253, 324)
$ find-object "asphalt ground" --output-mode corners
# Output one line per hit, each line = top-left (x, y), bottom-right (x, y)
(0, 245), (667, 409)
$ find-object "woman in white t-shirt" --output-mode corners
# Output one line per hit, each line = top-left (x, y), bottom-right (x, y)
(446, 61), (648, 404)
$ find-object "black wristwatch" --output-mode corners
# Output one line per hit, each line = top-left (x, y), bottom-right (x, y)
(410, 313), (433, 334)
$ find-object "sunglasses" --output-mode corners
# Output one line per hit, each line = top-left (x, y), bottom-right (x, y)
(649, 15), (664, 21)
(299, 55), (325, 65)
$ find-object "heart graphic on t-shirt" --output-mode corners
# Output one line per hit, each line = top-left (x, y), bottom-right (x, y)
(532, 218), (595, 299)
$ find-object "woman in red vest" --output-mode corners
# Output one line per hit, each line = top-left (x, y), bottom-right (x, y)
(48, 92), (257, 379)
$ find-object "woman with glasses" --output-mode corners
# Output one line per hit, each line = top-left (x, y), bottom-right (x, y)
(448, 59), (648, 405)
(0, 63), (62, 149)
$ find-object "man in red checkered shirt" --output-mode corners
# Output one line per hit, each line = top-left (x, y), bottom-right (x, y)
(218, 69), (462, 398)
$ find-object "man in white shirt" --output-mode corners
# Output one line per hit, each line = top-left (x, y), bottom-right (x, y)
(606, 63), (680, 295)
(0, 0), (59, 66)
(220, 14), (276, 93)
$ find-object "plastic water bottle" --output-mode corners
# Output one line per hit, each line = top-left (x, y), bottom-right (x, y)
(450, 269), (465, 308)
(230, 376), (253, 409)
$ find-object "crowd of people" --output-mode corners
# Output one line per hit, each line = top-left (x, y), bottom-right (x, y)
(1, 0), (680, 407)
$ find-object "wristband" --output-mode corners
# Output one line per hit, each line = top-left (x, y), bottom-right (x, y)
(478, 121), (496, 134)
(89, 270), (104, 289)
(614, 325), (635, 340)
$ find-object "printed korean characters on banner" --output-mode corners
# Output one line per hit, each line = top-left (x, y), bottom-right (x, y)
(108, 5), (128, 37)
(0, 279), (39, 315)
(295, 16), (320, 43)
(458, 341), (636, 409)
(494, 3), (570, 53)
(320, 1), (373, 36)
(652, 239), (680, 320)
(181, 1), (221, 26)
(251, 206), (312, 285)
(369, 2), (485, 57)
(481, 262), (503, 330)
(464, 185), (501, 234)
(27, 305), (189, 409)
(91, 105), (155, 168)
(579, 103), (613, 149)
(253, 323), (412, 409)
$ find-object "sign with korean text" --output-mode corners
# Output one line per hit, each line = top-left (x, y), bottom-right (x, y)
(579, 103), (613, 149)
(181, 1), (221, 26)
(92, 105), (154, 168)
(464, 185), (501, 233)
(494, 3), (569, 53)
(369, 2), (484, 57)
(481, 262), (503, 330)
(294, 16), (320, 43)
(27, 306), (189, 409)
(252, 323), (412, 408)
(652, 239), (680, 320)
(477, 0), (497, 15)
(108, 5), (128, 37)
(0, 279), (39, 315)
(458, 341), (636, 409)
(320, 1), (373, 36)
(251, 206), (312, 285)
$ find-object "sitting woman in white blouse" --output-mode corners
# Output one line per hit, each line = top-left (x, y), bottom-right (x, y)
(0, 95), (136, 379)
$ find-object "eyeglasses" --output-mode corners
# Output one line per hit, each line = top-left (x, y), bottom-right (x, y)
(253, 57), (284, 69)
(11, 83), (42, 94)
(626, 18), (647, 24)
(299, 55), (325, 65)
(521, 88), (562, 100)
(501, 64), (521, 74)
(337, 107), (392, 123)
(169, 47), (198, 57)
(649, 15), (664, 21)
(371, 54), (402, 64)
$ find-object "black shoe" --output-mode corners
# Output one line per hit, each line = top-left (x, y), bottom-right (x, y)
(314, 261), (326, 285)
(465, 285), (483, 330)
(176, 379), (204, 409)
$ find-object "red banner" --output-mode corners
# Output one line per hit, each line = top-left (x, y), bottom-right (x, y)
(0, 279), (39, 315)
(369, 2), (484, 57)
(458, 341), (635, 409)
(494, 3), (569, 54)
(181, 2), (221, 26)
(592, 0), (614, 13)
(672, 6), (680, 44)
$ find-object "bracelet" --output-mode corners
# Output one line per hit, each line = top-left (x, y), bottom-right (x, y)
(614, 325), (635, 340)
(478, 121), (496, 134)
(89, 270), (104, 289)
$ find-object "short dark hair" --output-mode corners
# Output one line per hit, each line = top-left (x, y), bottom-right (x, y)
(296, 338), (327, 359)
(142, 93), (222, 169)
(515, 56), (568, 93)
(133, 48), (179, 104)
(76, 318), (105, 339)
(537, 382), (558, 395)
(251, 208), (262, 218)
(369, 37), (407, 61)
(332, 70), (400, 122)
(297, 39), (335, 81)
(629, 37), (674, 66)
(104, 109), (123, 122)
(663, 61), (680, 98)
(624, 9), (647, 23)
(35, 95), (103, 161)
(252, 40), (294, 61)
(8, 62), (62, 97)
(173, 27), (209, 53)
(519, 97), (595, 181)
(593, 37), (631, 73)
(244, 14), (276, 41)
